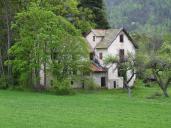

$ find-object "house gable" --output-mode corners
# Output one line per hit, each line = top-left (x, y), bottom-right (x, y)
(85, 30), (105, 50)
(107, 30), (136, 58)
(95, 28), (137, 49)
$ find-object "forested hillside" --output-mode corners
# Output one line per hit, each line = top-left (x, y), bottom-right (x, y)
(104, 0), (171, 34)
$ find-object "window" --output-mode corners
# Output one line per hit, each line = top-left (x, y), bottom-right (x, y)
(99, 52), (103, 60)
(93, 36), (96, 41)
(120, 34), (124, 43)
(119, 49), (124, 61)
(118, 67), (123, 77)
(113, 81), (116, 88)
(90, 53), (94, 60)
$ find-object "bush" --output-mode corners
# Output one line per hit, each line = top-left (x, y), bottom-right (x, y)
(84, 78), (99, 90)
(54, 79), (73, 95)
(134, 79), (145, 87)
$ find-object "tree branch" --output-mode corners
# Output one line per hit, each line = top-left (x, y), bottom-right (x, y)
(127, 70), (136, 84)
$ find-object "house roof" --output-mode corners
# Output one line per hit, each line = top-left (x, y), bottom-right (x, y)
(91, 29), (106, 37)
(90, 63), (106, 72)
(94, 28), (138, 49)
(95, 29), (120, 49)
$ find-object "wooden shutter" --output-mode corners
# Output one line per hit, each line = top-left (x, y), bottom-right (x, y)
(119, 49), (124, 61)
(99, 53), (103, 60)
(93, 36), (96, 41)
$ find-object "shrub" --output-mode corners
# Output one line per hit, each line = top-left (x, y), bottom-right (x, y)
(84, 78), (99, 90)
(54, 79), (73, 95)
(134, 79), (145, 87)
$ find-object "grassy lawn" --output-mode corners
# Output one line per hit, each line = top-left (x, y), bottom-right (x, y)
(0, 86), (171, 128)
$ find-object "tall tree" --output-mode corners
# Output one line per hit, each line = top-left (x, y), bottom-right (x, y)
(0, 0), (19, 86)
(18, 0), (95, 33)
(9, 3), (88, 88)
(79, 0), (110, 29)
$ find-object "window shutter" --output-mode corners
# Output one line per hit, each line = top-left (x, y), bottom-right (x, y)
(119, 49), (124, 61)
(93, 36), (96, 41)
(99, 53), (103, 60)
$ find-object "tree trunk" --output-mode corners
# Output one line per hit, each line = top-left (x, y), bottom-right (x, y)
(128, 87), (131, 97)
(163, 89), (169, 97)
(124, 70), (135, 97)
(0, 50), (5, 76)
(124, 82), (131, 97)
(152, 69), (169, 97)
(43, 42), (47, 88)
(35, 68), (40, 87)
(3, 0), (13, 86)
(43, 62), (47, 88)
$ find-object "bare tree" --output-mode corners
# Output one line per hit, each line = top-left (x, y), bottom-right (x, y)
(104, 53), (136, 97)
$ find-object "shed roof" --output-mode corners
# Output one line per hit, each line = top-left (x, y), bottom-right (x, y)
(91, 29), (106, 37)
(90, 63), (106, 72)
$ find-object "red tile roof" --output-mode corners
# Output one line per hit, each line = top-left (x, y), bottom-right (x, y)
(91, 63), (106, 72)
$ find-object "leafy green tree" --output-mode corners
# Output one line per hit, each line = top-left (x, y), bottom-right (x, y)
(147, 41), (171, 97)
(19, 0), (95, 33)
(9, 3), (88, 89)
(0, 0), (34, 86)
(135, 34), (171, 97)
(0, 0), (18, 86)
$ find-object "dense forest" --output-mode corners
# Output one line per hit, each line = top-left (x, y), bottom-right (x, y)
(79, 0), (109, 29)
(104, 0), (171, 34)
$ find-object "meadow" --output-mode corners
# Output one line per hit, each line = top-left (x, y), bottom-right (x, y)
(0, 85), (171, 128)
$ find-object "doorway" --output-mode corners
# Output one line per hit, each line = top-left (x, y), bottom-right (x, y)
(113, 81), (117, 88)
(101, 77), (106, 87)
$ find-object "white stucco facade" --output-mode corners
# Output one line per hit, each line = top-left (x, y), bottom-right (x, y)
(90, 72), (107, 87)
(86, 28), (137, 89)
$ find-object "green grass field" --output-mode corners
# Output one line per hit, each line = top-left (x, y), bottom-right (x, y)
(0, 86), (171, 128)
